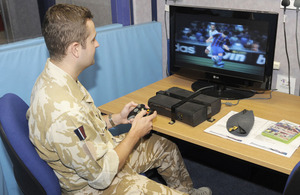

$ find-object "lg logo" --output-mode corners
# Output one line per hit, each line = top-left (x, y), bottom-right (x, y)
(175, 43), (196, 54)
(213, 75), (220, 79)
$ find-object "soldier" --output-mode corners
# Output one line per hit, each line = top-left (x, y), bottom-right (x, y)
(26, 4), (212, 195)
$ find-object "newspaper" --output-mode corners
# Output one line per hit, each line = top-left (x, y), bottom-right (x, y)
(204, 111), (300, 157)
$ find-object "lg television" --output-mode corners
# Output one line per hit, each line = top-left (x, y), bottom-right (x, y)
(169, 5), (278, 99)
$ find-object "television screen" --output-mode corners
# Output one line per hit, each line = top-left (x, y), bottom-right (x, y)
(170, 5), (278, 99)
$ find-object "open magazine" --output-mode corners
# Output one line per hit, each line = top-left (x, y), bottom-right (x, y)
(204, 111), (300, 157)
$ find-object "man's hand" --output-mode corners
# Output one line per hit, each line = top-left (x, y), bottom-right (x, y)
(129, 109), (157, 138)
(119, 101), (138, 124)
(105, 102), (138, 128)
(114, 107), (157, 171)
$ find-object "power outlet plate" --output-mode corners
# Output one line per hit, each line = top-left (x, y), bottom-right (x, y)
(165, 4), (169, 12)
(273, 61), (280, 70)
(280, 0), (297, 10)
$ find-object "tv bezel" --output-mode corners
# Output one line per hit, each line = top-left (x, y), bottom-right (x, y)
(169, 5), (278, 99)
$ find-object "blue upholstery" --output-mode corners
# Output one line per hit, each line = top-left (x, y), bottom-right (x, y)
(0, 21), (163, 193)
(0, 22), (162, 107)
(0, 93), (60, 195)
(79, 22), (163, 106)
(0, 24), (123, 106)
(283, 161), (300, 195)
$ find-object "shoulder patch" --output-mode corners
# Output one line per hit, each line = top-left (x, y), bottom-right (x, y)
(74, 126), (86, 141)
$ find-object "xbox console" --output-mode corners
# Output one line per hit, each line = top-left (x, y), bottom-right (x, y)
(148, 87), (221, 127)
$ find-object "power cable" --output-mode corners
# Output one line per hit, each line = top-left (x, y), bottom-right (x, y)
(295, 1), (300, 70)
(164, 0), (170, 77)
(282, 0), (291, 94)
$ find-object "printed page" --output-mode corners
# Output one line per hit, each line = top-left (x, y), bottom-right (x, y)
(204, 111), (300, 157)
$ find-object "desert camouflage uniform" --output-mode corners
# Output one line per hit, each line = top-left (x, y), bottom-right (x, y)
(27, 59), (194, 194)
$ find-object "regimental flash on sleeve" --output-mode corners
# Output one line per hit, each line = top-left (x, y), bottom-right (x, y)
(74, 125), (97, 160)
(74, 125), (87, 141)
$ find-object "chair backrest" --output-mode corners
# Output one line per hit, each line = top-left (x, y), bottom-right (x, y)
(283, 161), (300, 195)
(0, 93), (61, 195)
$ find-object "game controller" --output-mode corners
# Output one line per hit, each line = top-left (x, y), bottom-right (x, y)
(127, 104), (154, 120)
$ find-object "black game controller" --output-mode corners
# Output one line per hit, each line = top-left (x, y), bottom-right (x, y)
(127, 104), (154, 120)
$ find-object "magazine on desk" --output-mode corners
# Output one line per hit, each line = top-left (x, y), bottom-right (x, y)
(204, 111), (300, 157)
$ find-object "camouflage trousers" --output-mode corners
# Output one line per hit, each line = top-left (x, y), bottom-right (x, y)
(70, 133), (194, 195)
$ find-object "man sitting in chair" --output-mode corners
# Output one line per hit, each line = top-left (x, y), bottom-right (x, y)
(26, 4), (212, 195)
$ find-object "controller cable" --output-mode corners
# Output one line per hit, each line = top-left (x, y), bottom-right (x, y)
(223, 89), (277, 107)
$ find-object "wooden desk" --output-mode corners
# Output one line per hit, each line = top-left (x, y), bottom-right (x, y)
(99, 74), (300, 175)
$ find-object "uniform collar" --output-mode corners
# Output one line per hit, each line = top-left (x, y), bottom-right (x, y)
(44, 59), (93, 102)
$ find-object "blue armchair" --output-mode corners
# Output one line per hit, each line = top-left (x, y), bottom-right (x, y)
(0, 93), (60, 195)
(283, 161), (300, 195)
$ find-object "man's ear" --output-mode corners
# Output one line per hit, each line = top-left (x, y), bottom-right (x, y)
(69, 42), (80, 58)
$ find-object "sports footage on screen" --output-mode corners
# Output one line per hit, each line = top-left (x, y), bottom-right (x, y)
(174, 15), (269, 78)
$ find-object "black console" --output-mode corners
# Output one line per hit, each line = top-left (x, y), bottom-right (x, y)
(148, 87), (221, 127)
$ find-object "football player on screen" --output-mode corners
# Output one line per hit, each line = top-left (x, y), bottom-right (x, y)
(209, 30), (231, 68)
(205, 23), (218, 54)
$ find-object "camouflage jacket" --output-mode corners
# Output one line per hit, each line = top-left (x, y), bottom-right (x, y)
(27, 59), (120, 192)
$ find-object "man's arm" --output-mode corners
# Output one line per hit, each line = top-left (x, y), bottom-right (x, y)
(102, 101), (138, 129)
(101, 101), (157, 171)
(114, 110), (157, 171)
(206, 36), (213, 43)
(223, 45), (230, 51)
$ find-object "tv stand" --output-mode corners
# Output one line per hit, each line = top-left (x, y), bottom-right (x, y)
(191, 80), (255, 100)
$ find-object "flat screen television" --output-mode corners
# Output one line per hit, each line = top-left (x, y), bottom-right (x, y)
(169, 5), (278, 100)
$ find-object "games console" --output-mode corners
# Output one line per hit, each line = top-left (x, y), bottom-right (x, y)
(148, 87), (221, 127)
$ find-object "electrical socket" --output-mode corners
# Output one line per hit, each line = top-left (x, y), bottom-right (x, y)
(276, 74), (296, 94)
(273, 61), (280, 70)
(165, 4), (169, 12)
(280, 0), (296, 10)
